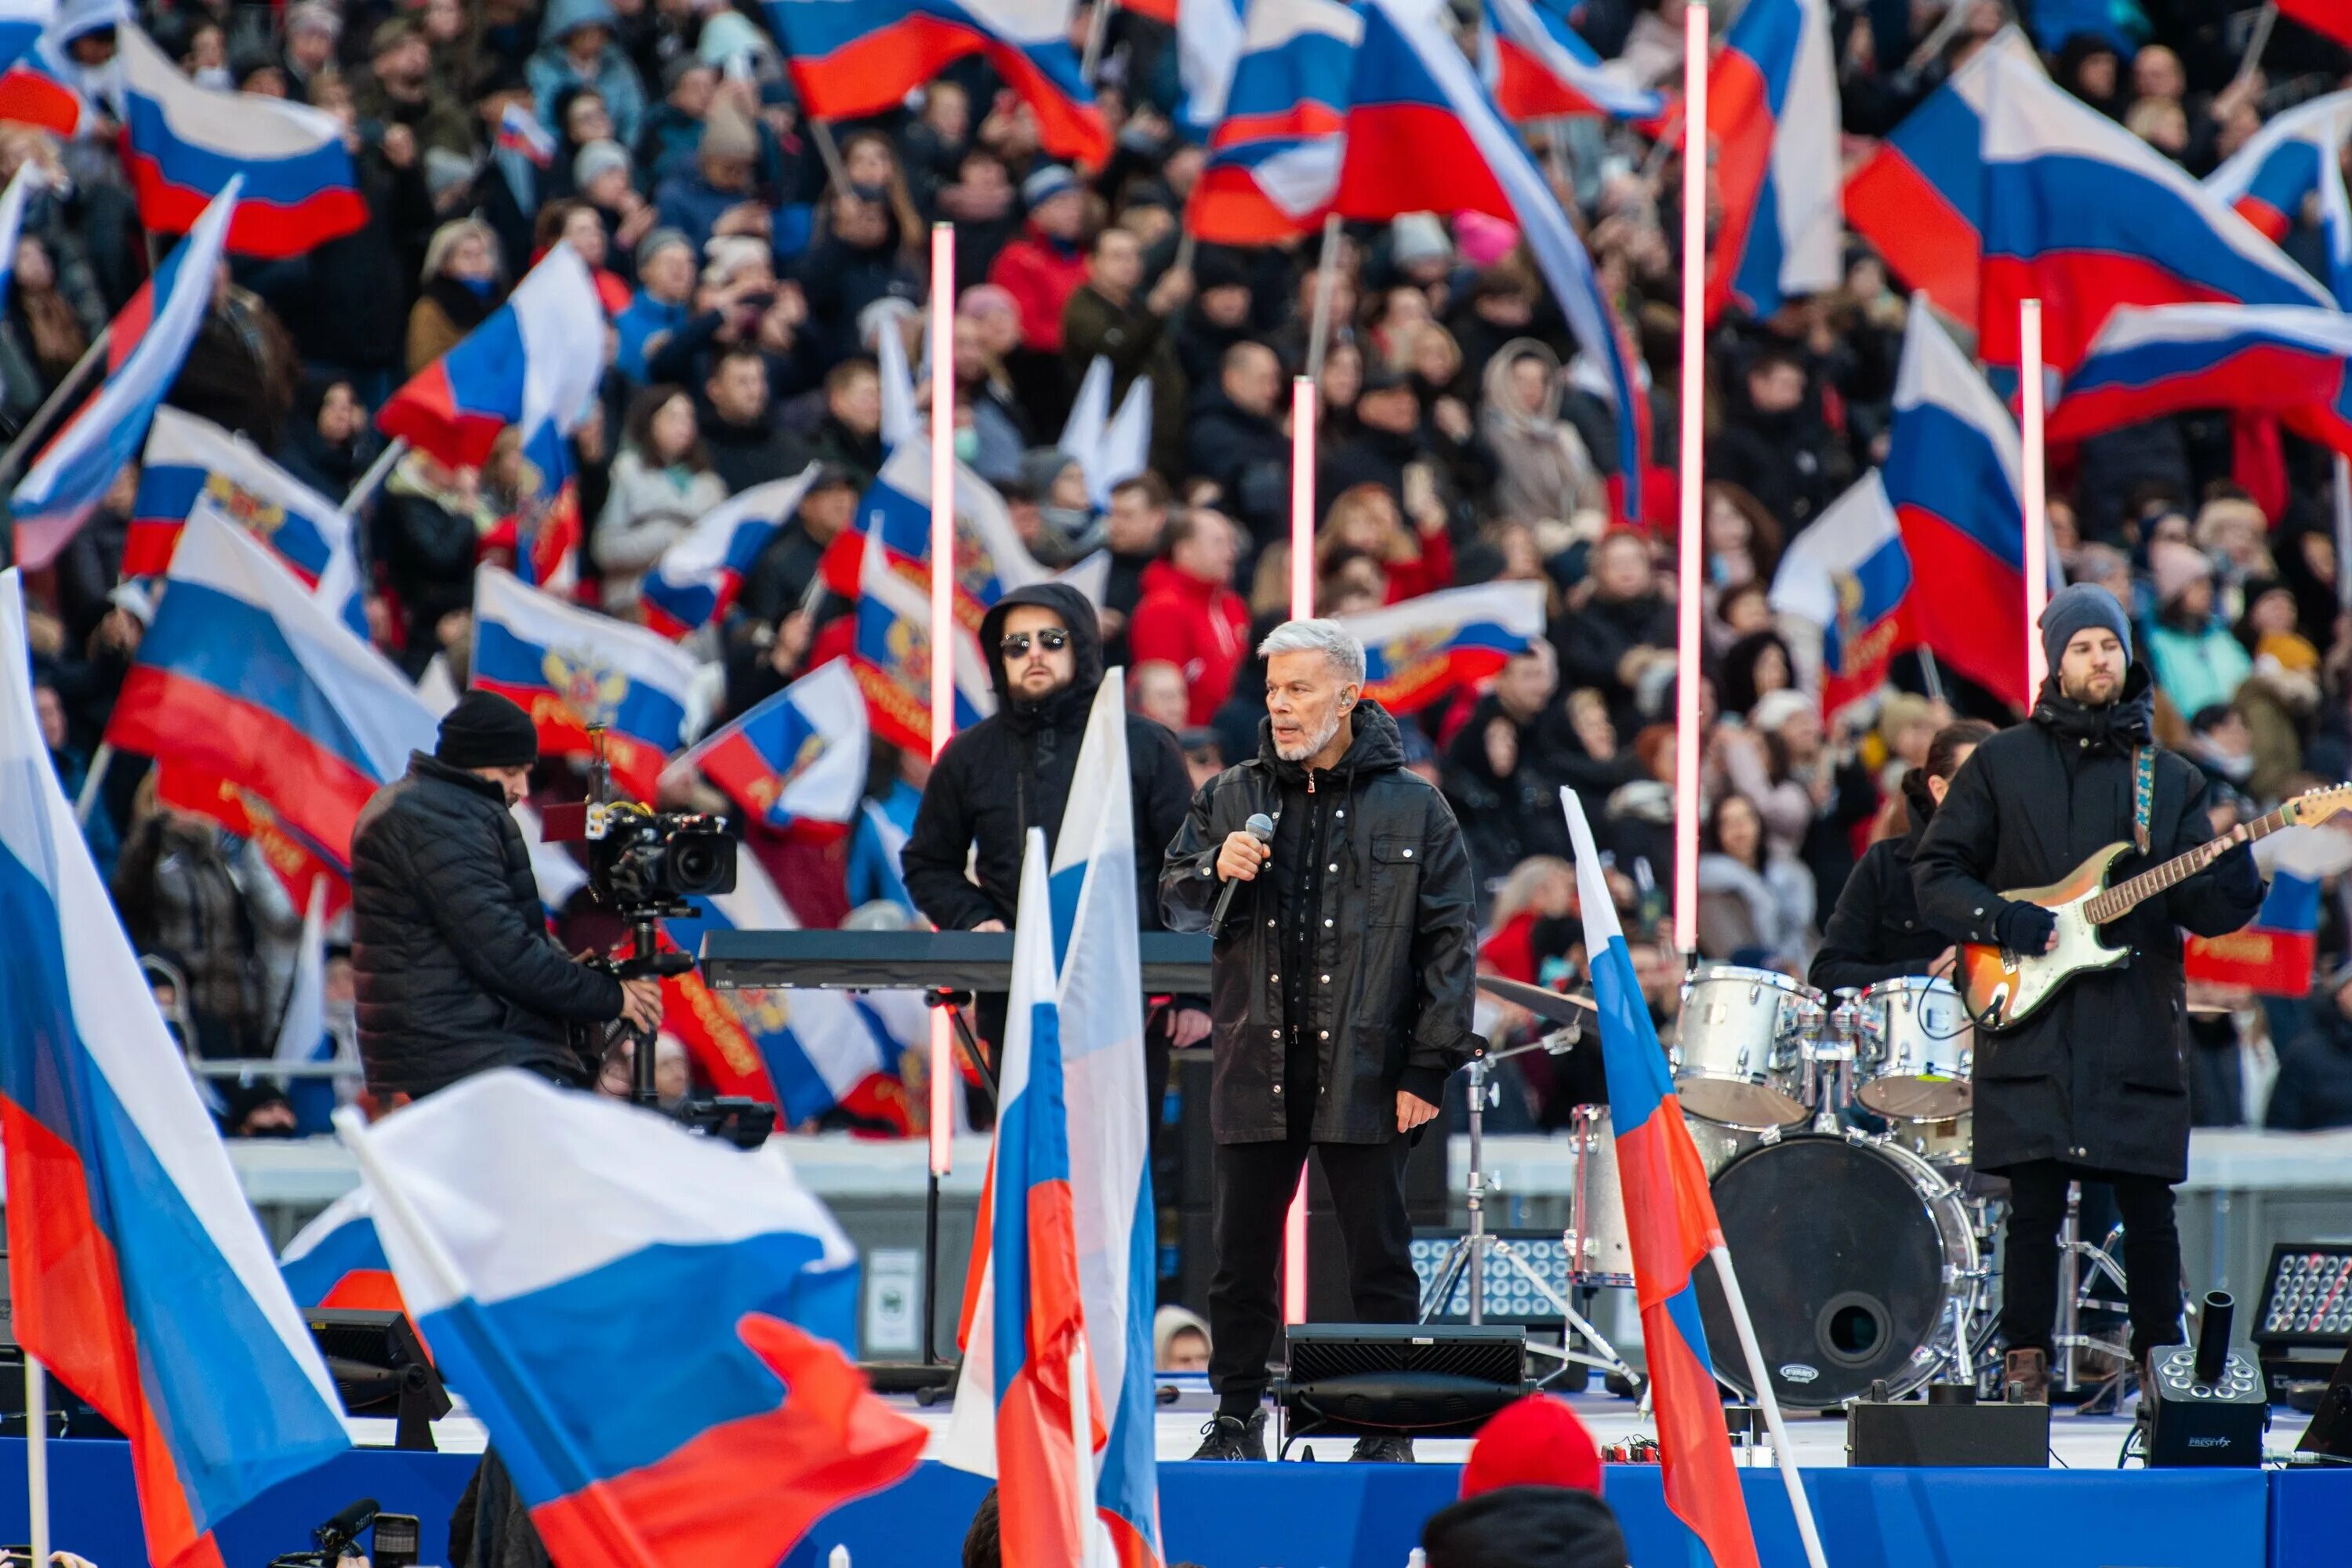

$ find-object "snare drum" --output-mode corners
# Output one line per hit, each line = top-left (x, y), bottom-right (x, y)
(1853, 976), (1973, 1123)
(1673, 966), (1819, 1130)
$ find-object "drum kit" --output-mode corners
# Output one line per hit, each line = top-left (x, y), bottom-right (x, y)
(1475, 964), (2009, 1413)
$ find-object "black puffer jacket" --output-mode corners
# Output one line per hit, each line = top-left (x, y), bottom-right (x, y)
(1160, 701), (1483, 1143)
(351, 754), (623, 1098)
(900, 582), (1194, 932)
(1913, 666), (2261, 1179)
(1809, 767), (1951, 994)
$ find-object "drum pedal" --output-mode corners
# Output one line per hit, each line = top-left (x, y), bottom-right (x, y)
(1846, 1381), (2050, 1468)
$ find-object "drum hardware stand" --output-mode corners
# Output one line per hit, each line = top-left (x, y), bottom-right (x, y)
(2055, 1181), (2132, 1397)
(1417, 1033), (1644, 1400)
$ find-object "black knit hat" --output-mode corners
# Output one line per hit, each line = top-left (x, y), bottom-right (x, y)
(436, 691), (539, 770)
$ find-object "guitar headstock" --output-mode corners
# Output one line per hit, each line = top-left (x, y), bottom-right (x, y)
(2284, 784), (2352, 829)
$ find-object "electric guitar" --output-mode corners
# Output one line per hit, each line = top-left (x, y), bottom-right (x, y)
(1957, 784), (2352, 1031)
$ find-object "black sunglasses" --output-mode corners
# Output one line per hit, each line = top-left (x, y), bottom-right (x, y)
(1000, 629), (1071, 657)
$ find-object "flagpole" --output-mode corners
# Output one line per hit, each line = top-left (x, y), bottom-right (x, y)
(2333, 454), (2352, 614)
(1303, 213), (1344, 381)
(1081, 0), (1116, 85)
(25, 1354), (49, 1568)
(2236, 3), (2278, 87)
(340, 436), (408, 518)
(0, 325), (110, 482)
(1283, 359), (1319, 1324)
(808, 118), (854, 195)
(1708, 1247), (1831, 1568)
(1671, 0), (1708, 964)
(928, 220), (958, 1186)
(2020, 297), (2049, 699)
(74, 742), (112, 827)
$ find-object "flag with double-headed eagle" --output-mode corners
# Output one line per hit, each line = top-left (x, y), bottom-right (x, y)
(1333, 581), (1547, 714)
(675, 658), (870, 829)
(849, 524), (996, 756)
(470, 566), (702, 802)
(154, 759), (355, 917)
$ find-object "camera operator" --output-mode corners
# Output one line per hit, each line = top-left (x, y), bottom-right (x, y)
(350, 691), (662, 1104)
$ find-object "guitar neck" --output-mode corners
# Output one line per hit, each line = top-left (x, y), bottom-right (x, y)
(2084, 804), (2287, 924)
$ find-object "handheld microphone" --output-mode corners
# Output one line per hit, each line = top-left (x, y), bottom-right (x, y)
(314, 1497), (379, 1555)
(1210, 813), (1276, 931)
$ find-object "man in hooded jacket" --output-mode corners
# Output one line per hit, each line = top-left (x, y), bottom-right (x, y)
(1913, 584), (2260, 1401)
(900, 582), (1203, 1102)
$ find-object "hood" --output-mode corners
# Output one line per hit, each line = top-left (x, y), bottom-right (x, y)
(2031, 659), (2154, 752)
(1479, 336), (1564, 434)
(544, 0), (619, 42)
(1444, 691), (1523, 786)
(978, 581), (1102, 731)
(1422, 1487), (1628, 1568)
(1138, 557), (1227, 604)
(1256, 695), (1408, 780)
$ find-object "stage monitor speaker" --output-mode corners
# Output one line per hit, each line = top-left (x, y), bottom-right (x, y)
(305, 1308), (451, 1451)
(2146, 1292), (2268, 1468)
(2294, 1338), (2352, 1460)
(1846, 1385), (2049, 1467)
(1277, 1323), (1528, 1444)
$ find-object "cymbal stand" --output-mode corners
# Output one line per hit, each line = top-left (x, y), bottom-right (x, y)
(2055, 1181), (2132, 1397)
(1417, 1033), (1642, 1397)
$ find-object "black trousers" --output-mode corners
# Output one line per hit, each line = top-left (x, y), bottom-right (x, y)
(1998, 1159), (2183, 1363)
(1206, 1133), (1421, 1416)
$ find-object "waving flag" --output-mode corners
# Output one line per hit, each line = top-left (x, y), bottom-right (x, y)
(0, 0), (51, 81)
(942, 829), (1107, 1566)
(1882, 306), (2031, 708)
(877, 309), (919, 450)
(154, 759), (354, 916)
(278, 1189), (403, 1314)
(850, 528), (995, 755)
(1479, 0), (1662, 124)
(1842, 27), (2038, 331)
(1061, 357), (1153, 510)
(343, 1070), (924, 1568)
(0, 568), (350, 1568)
(2185, 826), (2336, 996)
(763, 0), (1106, 164)
(0, 34), (92, 134)
(664, 855), (912, 1130)
(678, 658), (870, 829)
(107, 505), (434, 864)
(1769, 472), (1909, 715)
(641, 466), (822, 637)
(1187, 0), (1359, 243)
(822, 434), (1057, 618)
(1559, 787), (1759, 1568)
(2048, 304), (2352, 457)
(1704, 0), (1839, 322)
(2279, 0), (2352, 46)
(495, 101), (557, 168)
(1980, 50), (2331, 372)
(945, 679), (1162, 1567)
(1338, 579), (1544, 713)
(2205, 93), (2352, 245)
(118, 23), (362, 256)
(12, 179), (236, 568)
(471, 566), (700, 803)
(1175, 0), (1247, 137)
(0, 158), (41, 301)
(379, 243), (601, 471)
(271, 877), (344, 1134)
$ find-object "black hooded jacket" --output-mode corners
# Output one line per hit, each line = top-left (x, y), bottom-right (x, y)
(1809, 768), (1951, 993)
(899, 582), (1195, 934)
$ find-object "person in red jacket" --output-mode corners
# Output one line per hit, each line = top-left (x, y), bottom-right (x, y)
(985, 164), (1090, 356)
(1130, 508), (1251, 726)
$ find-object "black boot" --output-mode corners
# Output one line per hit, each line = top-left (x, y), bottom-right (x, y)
(1192, 1410), (1268, 1460)
(1349, 1435), (1414, 1462)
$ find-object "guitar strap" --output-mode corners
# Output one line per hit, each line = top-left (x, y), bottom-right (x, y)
(2132, 746), (2154, 856)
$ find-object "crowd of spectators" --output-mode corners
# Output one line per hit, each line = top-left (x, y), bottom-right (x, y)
(18, 0), (2352, 1138)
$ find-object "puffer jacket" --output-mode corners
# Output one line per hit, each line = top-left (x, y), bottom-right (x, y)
(1160, 701), (1483, 1143)
(351, 754), (623, 1099)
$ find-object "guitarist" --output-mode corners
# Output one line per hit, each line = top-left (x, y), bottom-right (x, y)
(1913, 583), (2261, 1403)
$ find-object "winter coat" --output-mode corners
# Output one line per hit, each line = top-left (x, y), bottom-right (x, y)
(1810, 768), (1951, 993)
(592, 448), (728, 610)
(350, 755), (623, 1099)
(2267, 1002), (2352, 1131)
(2143, 616), (2253, 720)
(408, 277), (498, 376)
(1160, 700), (1483, 1142)
(1479, 336), (1602, 524)
(986, 223), (1089, 352)
(702, 412), (811, 496)
(528, 0), (648, 145)
(1439, 693), (1573, 898)
(1912, 666), (2262, 1178)
(1061, 282), (1187, 475)
(1127, 559), (1251, 726)
(1181, 387), (1290, 543)
(901, 583), (1195, 934)
(1696, 850), (1814, 970)
(1551, 592), (1675, 733)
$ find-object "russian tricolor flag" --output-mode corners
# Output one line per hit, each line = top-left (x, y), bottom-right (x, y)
(106, 505), (437, 866)
(495, 101), (556, 169)
(1842, 27), (2039, 332)
(677, 657), (869, 830)
(1478, 0), (1662, 124)
(1186, 0), (1358, 244)
(1769, 470), (1911, 716)
(849, 525), (994, 755)
(0, 143), (40, 308)
(2279, 0), (2352, 46)
(154, 757), (355, 917)
(641, 466), (822, 638)
(2205, 92), (2352, 244)
(1174, 0), (1246, 139)
(12, 177), (235, 570)
(279, 1189), (405, 1315)
(1704, 0), (1841, 323)
(0, 566), (352, 1568)
(763, 0), (1107, 165)
(2049, 303), (2352, 459)
(0, 34), (91, 136)
(0, 0), (53, 82)
(1337, 579), (1544, 713)
(1980, 49), (2332, 372)
(1560, 788), (1759, 1568)
(118, 22), (363, 258)
(379, 242), (603, 471)
(342, 1070), (927, 1568)
(471, 565), (701, 804)
(822, 434), (1057, 619)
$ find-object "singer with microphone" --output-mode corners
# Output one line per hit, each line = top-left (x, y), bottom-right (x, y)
(1160, 619), (1482, 1463)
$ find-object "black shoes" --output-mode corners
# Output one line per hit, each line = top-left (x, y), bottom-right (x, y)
(1192, 1410), (1268, 1460)
(1349, 1435), (1414, 1463)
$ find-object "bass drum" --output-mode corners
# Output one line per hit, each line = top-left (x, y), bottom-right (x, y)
(1694, 1136), (1984, 1410)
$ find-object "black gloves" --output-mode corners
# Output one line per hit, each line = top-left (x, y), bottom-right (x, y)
(1994, 900), (2057, 955)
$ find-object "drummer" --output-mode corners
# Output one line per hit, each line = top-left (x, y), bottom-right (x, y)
(1810, 720), (1996, 993)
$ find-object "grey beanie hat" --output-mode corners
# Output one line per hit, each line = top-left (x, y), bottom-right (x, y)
(2038, 581), (2132, 677)
(573, 138), (631, 190)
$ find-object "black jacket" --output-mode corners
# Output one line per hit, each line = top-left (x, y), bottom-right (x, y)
(350, 754), (624, 1098)
(1160, 701), (1483, 1143)
(2267, 1002), (2352, 1132)
(901, 583), (1194, 934)
(1181, 387), (1290, 543)
(1810, 769), (1951, 993)
(1551, 593), (1675, 734)
(1912, 667), (2261, 1178)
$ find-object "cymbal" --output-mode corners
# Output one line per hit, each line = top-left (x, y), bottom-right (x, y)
(1478, 974), (1599, 1025)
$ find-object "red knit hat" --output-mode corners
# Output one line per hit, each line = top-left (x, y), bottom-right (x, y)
(1460, 1395), (1605, 1498)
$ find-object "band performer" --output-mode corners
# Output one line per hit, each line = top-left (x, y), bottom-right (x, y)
(1809, 718), (1995, 992)
(1161, 619), (1481, 1461)
(1913, 585), (2259, 1400)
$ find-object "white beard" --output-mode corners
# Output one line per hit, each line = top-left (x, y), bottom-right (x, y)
(1275, 710), (1342, 763)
